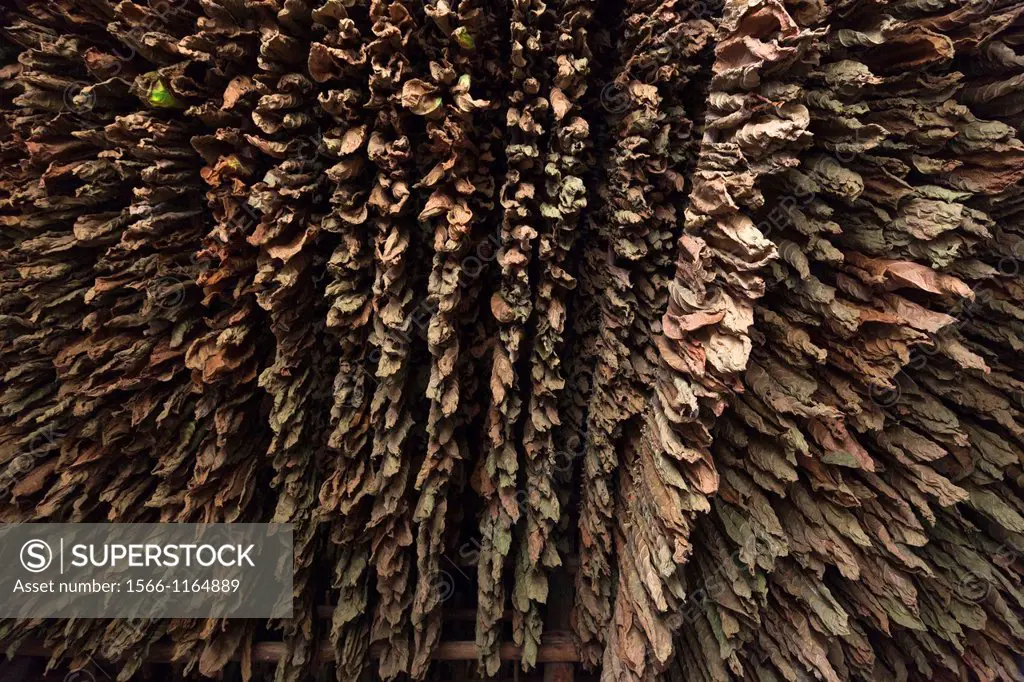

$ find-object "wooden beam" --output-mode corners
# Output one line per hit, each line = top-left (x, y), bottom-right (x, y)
(16, 632), (580, 665)
(314, 606), (510, 622)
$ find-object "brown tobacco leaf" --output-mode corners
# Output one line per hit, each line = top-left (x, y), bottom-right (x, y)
(359, 4), (421, 681)
(671, 0), (1024, 680)
(477, 0), (553, 672)
(588, 0), (822, 679)
(409, 1), (500, 678)
(511, 0), (594, 670)
(572, 3), (720, 673)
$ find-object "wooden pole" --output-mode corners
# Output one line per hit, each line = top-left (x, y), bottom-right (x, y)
(16, 633), (580, 665)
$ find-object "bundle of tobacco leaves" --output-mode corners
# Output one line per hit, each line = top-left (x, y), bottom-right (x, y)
(1, 0), (1023, 681)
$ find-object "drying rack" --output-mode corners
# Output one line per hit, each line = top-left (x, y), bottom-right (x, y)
(14, 565), (580, 682)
